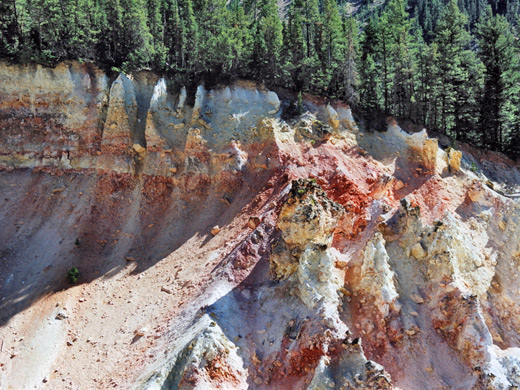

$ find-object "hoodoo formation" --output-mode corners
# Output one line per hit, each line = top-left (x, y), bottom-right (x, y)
(1, 62), (520, 390)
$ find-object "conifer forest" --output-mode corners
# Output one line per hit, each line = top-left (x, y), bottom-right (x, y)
(0, 0), (519, 155)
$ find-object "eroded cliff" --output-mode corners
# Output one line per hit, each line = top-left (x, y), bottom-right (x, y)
(1, 61), (520, 390)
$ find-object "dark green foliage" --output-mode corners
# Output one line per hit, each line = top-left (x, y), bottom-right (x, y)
(330, 16), (358, 104)
(67, 267), (79, 284)
(297, 91), (304, 114)
(359, 17), (380, 120)
(433, 0), (482, 140)
(0, 0), (519, 157)
(251, 0), (283, 84)
(0, 0), (21, 58)
(477, 8), (519, 152)
(283, 0), (313, 91)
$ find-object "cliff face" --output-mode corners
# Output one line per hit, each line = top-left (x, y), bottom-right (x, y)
(0, 61), (520, 390)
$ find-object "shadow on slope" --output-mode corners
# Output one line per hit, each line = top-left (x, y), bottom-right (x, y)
(0, 167), (274, 326)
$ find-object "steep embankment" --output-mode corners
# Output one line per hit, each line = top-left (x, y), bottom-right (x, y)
(0, 61), (519, 390)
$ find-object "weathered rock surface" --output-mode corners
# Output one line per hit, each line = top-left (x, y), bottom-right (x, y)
(1, 61), (520, 390)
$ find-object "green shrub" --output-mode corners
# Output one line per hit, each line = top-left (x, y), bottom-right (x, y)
(67, 267), (79, 284)
(297, 91), (304, 115)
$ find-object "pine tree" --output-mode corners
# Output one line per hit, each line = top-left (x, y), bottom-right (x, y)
(376, 0), (415, 116)
(377, 14), (392, 114)
(147, 0), (164, 67)
(102, 0), (123, 64)
(414, 34), (437, 126)
(359, 53), (380, 128)
(65, 0), (106, 61)
(391, 0), (415, 117)
(0, 0), (21, 57)
(417, 0), (445, 41)
(321, 0), (344, 70)
(30, 0), (67, 61)
(510, 19), (520, 156)
(162, 0), (183, 70)
(119, 0), (153, 69)
(433, 0), (482, 140)
(179, 0), (199, 72)
(193, 0), (246, 78)
(317, 0), (345, 96)
(283, 0), (322, 92)
(359, 16), (382, 117)
(228, 2), (252, 76)
(251, 0), (282, 83)
(506, 0), (519, 25)
(477, 8), (518, 150)
(334, 16), (358, 105)
(283, 1), (307, 91)
(296, 0), (320, 60)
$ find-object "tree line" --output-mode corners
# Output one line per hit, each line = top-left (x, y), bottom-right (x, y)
(358, 0), (520, 156)
(0, 0), (519, 156)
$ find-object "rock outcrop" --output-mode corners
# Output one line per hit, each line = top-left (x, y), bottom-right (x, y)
(0, 63), (282, 179)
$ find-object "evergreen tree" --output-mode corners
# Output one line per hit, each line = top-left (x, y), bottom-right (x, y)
(102, 0), (123, 64)
(284, 1), (307, 91)
(296, 0), (320, 59)
(377, 13), (392, 113)
(193, 0), (246, 78)
(283, 0), (322, 92)
(21, 0), (64, 61)
(506, 0), (519, 25)
(433, 0), (482, 140)
(414, 35), (437, 126)
(376, 0), (415, 116)
(121, 0), (153, 68)
(66, 0), (106, 61)
(251, 0), (282, 83)
(228, 2), (252, 76)
(321, 0), (344, 70)
(1, 0), (519, 158)
(359, 16), (381, 116)
(147, 0), (164, 67)
(179, 0), (199, 72)
(332, 16), (358, 105)
(0, 0), (21, 57)
(162, 0), (183, 70)
(318, 0), (345, 96)
(477, 8), (518, 150)
(359, 53), (380, 128)
(511, 18), (520, 156)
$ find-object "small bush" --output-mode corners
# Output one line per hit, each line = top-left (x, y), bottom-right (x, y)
(297, 91), (304, 115)
(67, 267), (79, 284)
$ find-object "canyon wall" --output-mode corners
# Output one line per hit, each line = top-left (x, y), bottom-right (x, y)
(0, 61), (520, 390)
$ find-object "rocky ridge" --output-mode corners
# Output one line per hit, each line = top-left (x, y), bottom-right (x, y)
(0, 61), (520, 390)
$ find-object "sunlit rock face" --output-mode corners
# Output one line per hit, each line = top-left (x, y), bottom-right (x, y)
(0, 61), (108, 169)
(0, 63), (282, 179)
(1, 61), (520, 390)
